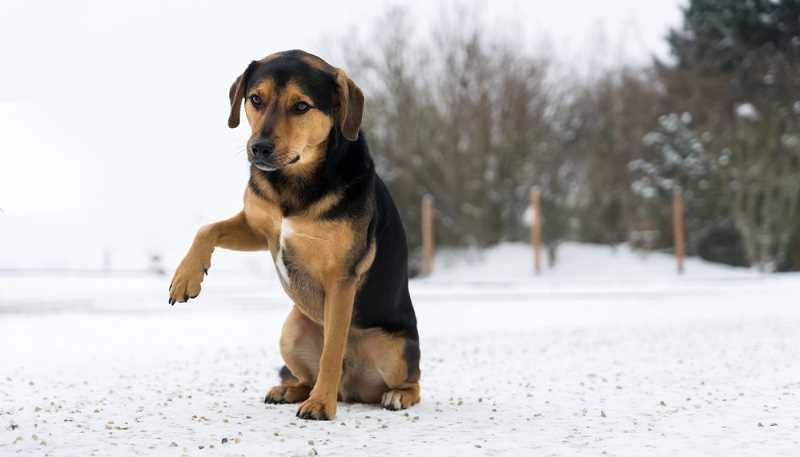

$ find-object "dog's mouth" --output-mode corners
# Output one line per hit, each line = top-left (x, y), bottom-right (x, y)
(252, 154), (300, 172)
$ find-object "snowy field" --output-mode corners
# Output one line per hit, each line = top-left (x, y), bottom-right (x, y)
(1, 243), (799, 456)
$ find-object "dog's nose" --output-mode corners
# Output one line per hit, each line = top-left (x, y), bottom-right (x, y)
(250, 139), (274, 157)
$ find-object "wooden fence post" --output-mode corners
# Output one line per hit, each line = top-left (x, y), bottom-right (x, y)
(421, 194), (434, 276)
(673, 186), (685, 274)
(531, 187), (542, 275)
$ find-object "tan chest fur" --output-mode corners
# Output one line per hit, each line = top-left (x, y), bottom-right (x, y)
(244, 188), (356, 324)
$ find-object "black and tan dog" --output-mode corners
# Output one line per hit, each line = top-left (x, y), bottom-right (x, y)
(168, 50), (420, 420)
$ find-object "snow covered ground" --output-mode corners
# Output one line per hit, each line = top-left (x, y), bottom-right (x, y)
(1, 243), (799, 456)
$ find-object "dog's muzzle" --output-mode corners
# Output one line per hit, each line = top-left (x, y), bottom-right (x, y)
(249, 139), (300, 171)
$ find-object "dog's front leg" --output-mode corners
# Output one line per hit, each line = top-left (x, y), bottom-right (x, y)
(296, 279), (356, 420)
(169, 211), (266, 304)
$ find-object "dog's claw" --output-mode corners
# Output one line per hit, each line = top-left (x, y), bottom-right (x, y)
(296, 400), (331, 420)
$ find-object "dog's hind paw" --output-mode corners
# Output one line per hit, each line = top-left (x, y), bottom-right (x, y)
(264, 384), (311, 404)
(381, 385), (421, 411)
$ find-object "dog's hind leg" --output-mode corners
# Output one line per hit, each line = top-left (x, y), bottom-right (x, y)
(348, 330), (421, 410)
(377, 336), (421, 411)
(264, 306), (321, 404)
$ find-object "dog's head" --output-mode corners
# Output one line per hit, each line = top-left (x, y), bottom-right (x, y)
(227, 50), (364, 173)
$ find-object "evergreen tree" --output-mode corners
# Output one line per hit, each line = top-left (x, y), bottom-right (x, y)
(659, 0), (800, 269)
(668, 0), (800, 70)
(630, 113), (741, 261)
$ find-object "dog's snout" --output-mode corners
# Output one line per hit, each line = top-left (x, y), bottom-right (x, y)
(250, 139), (274, 157)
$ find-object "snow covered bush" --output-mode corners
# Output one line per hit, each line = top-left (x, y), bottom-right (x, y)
(628, 112), (748, 265)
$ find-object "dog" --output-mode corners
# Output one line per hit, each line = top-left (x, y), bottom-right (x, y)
(168, 50), (421, 420)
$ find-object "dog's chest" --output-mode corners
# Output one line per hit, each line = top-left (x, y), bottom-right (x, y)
(275, 217), (356, 320)
(274, 218), (294, 286)
(246, 193), (355, 323)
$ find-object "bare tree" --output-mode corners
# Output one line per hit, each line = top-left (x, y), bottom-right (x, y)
(342, 7), (555, 254)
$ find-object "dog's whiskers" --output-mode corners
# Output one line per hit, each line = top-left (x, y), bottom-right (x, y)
(232, 146), (247, 158)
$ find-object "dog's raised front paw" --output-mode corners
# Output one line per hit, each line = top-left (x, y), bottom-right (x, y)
(168, 254), (209, 305)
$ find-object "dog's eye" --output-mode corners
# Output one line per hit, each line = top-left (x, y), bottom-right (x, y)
(249, 94), (263, 107)
(293, 101), (311, 114)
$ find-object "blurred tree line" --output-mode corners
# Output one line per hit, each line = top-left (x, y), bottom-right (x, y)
(340, 0), (800, 272)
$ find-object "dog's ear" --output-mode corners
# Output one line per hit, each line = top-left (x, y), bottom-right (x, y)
(228, 61), (257, 129)
(334, 69), (364, 141)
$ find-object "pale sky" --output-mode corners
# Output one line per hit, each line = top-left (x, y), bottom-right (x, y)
(0, 0), (684, 270)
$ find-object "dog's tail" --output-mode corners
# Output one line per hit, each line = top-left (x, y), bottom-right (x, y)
(278, 365), (297, 384)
